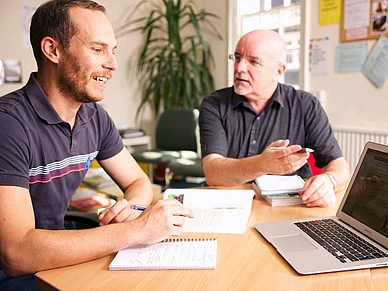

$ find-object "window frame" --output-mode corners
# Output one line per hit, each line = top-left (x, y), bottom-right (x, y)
(228, 0), (310, 91)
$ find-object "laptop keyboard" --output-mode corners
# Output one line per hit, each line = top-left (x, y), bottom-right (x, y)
(294, 219), (388, 263)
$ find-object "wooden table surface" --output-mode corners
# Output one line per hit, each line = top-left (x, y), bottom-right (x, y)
(35, 185), (388, 291)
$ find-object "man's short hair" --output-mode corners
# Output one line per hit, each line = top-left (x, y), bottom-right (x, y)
(30, 0), (106, 66)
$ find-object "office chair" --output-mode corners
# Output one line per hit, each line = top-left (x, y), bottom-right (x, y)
(64, 211), (100, 229)
(131, 108), (201, 186)
(165, 157), (205, 188)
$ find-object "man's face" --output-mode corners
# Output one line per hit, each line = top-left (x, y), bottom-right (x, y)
(57, 7), (118, 103)
(232, 35), (282, 100)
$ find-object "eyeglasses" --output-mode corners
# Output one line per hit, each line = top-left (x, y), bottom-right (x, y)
(228, 53), (278, 69)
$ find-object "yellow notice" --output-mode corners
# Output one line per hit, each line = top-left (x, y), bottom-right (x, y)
(320, 0), (341, 25)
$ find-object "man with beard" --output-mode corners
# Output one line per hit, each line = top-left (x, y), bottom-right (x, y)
(0, 1), (193, 289)
(199, 29), (350, 208)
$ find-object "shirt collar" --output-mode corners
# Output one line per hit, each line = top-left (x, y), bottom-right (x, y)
(231, 84), (285, 109)
(25, 72), (96, 126)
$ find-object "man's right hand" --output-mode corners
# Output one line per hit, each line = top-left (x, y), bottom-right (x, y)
(259, 139), (309, 175)
(133, 199), (194, 244)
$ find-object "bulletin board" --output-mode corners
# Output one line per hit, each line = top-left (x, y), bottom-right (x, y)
(341, 0), (388, 42)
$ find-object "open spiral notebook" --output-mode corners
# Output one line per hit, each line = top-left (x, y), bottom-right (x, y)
(109, 238), (217, 270)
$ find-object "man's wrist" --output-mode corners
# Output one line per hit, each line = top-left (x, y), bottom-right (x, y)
(325, 173), (337, 190)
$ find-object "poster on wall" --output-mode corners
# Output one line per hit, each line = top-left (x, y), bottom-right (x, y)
(21, 2), (41, 48)
(341, 0), (388, 42)
(362, 35), (388, 88)
(0, 60), (22, 84)
(320, 0), (341, 25)
(309, 37), (329, 76)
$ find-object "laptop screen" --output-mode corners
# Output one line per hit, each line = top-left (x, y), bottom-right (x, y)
(342, 148), (388, 238)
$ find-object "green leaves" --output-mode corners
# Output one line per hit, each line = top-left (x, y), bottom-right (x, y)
(115, 0), (222, 119)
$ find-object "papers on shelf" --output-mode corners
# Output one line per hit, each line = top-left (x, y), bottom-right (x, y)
(70, 187), (113, 211)
(82, 167), (115, 188)
(119, 128), (145, 138)
(163, 188), (255, 234)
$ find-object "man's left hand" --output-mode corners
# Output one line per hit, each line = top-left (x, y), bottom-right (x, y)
(298, 174), (336, 207)
(98, 198), (143, 225)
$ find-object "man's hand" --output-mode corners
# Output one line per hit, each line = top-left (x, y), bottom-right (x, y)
(133, 199), (195, 244)
(299, 174), (336, 207)
(98, 199), (142, 225)
(260, 139), (310, 175)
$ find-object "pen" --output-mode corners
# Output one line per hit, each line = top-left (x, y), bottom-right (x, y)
(270, 147), (314, 153)
(213, 207), (244, 210)
(130, 204), (147, 211)
(297, 148), (314, 153)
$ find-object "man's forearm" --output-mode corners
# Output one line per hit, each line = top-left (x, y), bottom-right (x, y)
(123, 177), (154, 205)
(2, 222), (137, 277)
(203, 155), (263, 186)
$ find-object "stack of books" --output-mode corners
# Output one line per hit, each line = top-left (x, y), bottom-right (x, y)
(70, 187), (113, 211)
(252, 174), (304, 206)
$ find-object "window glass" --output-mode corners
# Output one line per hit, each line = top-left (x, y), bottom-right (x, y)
(233, 0), (301, 89)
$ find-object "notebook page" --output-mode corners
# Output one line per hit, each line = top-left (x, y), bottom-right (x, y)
(109, 239), (217, 270)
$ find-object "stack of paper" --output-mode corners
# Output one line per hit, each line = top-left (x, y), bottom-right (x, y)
(253, 175), (304, 206)
(163, 188), (255, 234)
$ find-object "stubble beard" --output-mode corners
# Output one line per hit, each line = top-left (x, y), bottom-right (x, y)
(58, 56), (104, 103)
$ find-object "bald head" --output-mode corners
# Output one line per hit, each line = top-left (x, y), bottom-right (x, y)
(237, 29), (287, 65)
(232, 29), (287, 104)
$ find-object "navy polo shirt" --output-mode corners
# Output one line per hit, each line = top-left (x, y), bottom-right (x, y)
(199, 84), (342, 178)
(0, 73), (124, 229)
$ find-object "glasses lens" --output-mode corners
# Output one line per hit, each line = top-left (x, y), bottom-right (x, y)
(228, 54), (235, 61)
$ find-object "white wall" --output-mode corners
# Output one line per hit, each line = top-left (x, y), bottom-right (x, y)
(308, 2), (388, 131)
(0, 0), (228, 139)
(1, 1), (386, 137)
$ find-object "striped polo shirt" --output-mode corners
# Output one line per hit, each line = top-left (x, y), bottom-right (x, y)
(0, 73), (124, 229)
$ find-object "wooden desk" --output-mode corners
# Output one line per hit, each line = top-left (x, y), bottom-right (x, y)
(35, 186), (388, 291)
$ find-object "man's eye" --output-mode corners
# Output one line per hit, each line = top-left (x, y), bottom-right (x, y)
(93, 48), (102, 54)
(235, 55), (242, 62)
(249, 59), (260, 66)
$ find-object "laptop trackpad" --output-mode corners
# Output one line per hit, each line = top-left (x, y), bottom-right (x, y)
(271, 234), (317, 253)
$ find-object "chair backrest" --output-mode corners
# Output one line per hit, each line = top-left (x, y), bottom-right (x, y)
(155, 108), (200, 155)
(64, 211), (99, 229)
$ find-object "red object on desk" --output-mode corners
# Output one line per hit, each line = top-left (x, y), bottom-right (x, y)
(308, 154), (322, 176)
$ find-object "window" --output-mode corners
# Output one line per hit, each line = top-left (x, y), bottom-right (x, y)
(230, 0), (302, 89)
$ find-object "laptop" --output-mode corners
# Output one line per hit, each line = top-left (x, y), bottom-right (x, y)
(255, 141), (388, 274)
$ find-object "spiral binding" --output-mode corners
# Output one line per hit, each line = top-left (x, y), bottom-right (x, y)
(162, 238), (216, 242)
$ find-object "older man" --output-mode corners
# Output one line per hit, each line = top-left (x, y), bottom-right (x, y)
(199, 29), (350, 207)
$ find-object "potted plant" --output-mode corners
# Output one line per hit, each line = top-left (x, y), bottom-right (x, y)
(115, 0), (223, 118)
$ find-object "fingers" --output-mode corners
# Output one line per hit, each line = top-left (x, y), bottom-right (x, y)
(134, 200), (194, 244)
(269, 139), (290, 148)
(265, 146), (308, 175)
(152, 199), (194, 219)
(99, 199), (140, 226)
(300, 175), (336, 207)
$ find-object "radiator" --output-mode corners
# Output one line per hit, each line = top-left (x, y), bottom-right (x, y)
(333, 126), (388, 172)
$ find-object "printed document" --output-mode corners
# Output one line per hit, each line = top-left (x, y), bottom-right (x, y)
(163, 188), (255, 234)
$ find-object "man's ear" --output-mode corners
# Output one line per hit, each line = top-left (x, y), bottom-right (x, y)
(41, 37), (60, 64)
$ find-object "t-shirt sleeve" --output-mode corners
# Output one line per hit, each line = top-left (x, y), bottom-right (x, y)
(0, 112), (30, 188)
(303, 95), (342, 168)
(95, 105), (124, 161)
(199, 93), (229, 157)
